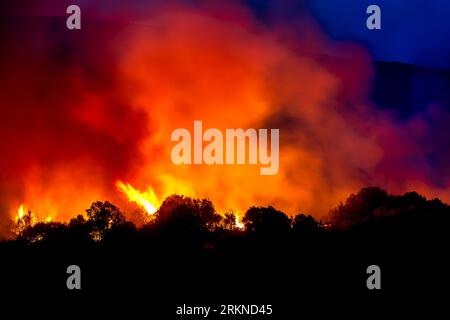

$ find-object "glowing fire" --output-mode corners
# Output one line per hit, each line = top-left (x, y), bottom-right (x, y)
(16, 204), (25, 221)
(235, 214), (245, 229)
(15, 204), (50, 225)
(14, 204), (37, 234)
(116, 180), (159, 215)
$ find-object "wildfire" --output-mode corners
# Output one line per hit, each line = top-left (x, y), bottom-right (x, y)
(15, 204), (48, 225)
(14, 204), (37, 235)
(116, 180), (159, 215)
(16, 204), (25, 221)
(235, 214), (245, 229)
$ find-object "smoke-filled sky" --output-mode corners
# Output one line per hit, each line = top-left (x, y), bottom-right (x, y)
(1, 0), (450, 237)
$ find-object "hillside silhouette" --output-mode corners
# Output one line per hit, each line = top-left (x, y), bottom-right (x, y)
(7, 186), (449, 246)
(1, 186), (448, 316)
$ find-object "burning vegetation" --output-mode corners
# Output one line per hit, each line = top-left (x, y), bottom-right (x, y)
(10, 187), (450, 245)
(2, 2), (450, 239)
(116, 180), (159, 216)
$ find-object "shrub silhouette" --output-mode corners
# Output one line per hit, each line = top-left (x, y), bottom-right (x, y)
(19, 221), (66, 243)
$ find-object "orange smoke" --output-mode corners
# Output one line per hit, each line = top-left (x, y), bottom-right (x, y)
(112, 11), (379, 218)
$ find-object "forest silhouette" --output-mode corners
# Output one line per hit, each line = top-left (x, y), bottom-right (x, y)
(1, 186), (448, 315)
(8, 186), (450, 246)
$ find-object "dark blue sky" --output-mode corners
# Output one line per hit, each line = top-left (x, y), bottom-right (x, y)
(248, 0), (450, 69)
(3, 0), (448, 68)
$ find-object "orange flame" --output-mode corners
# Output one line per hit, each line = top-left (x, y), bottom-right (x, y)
(116, 180), (159, 215)
(16, 204), (25, 221)
(235, 213), (245, 229)
(15, 204), (50, 225)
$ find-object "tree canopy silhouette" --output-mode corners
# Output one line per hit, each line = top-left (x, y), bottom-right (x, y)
(86, 201), (126, 240)
(329, 187), (389, 229)
(5, 186), (450, 309)
(9, 187), (450, 247)
(243, 206), (291, 238)
(329, 187), (450, 231)
(292, 214), (323, 236)
(155, 195), (222, 232)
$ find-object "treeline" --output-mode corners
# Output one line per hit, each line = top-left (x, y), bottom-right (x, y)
(9, 187), (450, 247)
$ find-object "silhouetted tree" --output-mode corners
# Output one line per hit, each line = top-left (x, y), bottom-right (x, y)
(156, 195), (221, 232)
(7, 187), (450, 255)
(195, 198), (222, 230)
(328, 187), (450, 237)
(243, 206), (291, 237)
(329, 187), (388, 229)
(223, 211), (237, 230)
(292, 214), (322, 236)
(69, 214), (86, 227)
(86, 201), (126, 240)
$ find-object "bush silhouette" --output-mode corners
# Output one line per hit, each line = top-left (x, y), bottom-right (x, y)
(19, 221), (66, 244)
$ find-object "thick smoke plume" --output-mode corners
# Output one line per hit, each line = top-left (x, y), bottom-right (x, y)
(1, 1), (449, 237)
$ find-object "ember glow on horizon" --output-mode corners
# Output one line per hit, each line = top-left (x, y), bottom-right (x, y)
(1, 1), (450, 237)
